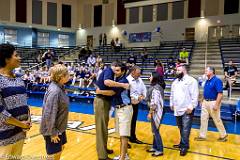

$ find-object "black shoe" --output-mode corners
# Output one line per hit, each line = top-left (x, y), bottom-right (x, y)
(180, 148), (188, 156)
(173, 144), (180, 148)
(130, 139), (144, 144)
(107, 149), (114, 154)
(127, 143), (131, 149)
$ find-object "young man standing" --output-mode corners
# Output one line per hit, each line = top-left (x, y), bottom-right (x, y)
(94, 61), (128, 160)
(112, 62), (132, 160)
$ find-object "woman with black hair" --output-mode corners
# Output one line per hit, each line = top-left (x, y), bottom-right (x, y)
(146, 72), (164, 157)
(0, 44), (31, 158)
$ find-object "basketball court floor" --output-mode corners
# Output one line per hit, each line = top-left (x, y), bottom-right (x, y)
(22, 107), (240, 160)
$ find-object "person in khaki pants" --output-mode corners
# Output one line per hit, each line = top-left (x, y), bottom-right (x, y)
(94, 61), (128, 160)
(195, 67), (228, 142)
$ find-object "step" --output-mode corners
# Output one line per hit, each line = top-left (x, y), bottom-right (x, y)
(190, 64), (223, 68)
(193, 52), (221, 56)
(190, 75), (225, 80)
(192, 56), (221, 60)
(191, 60), (222, 64)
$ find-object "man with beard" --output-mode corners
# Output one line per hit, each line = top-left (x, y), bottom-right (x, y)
(170, 65), (199, 156)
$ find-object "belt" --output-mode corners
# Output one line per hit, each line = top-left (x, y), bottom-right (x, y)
(115, 103), (131, 109)
(205, 99), (216, 101)
(96, 94), (109, 99)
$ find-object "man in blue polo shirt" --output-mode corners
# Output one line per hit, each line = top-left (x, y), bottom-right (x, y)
(112, 63), (132, 160)
(94, 61), (129, 160)
(195, 67), (227, 142)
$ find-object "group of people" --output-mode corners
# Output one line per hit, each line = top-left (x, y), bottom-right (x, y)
(0, 43), (231, 160)
(93, 62), (229, 160)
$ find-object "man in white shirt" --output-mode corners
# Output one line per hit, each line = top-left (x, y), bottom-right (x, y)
(170, 65), (199, 156)
(127, 66), (147, 144)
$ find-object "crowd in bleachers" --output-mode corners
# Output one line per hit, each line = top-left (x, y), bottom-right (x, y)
(19, 45), (193, 99)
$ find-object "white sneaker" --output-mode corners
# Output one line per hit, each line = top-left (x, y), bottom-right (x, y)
(113, 154), (130, 160)
(146, 148), (156, 152)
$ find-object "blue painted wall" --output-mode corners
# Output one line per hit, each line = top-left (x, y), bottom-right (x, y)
(0, 25), (76, 47)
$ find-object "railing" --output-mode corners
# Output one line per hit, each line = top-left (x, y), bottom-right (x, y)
(25, 46), (81, 71)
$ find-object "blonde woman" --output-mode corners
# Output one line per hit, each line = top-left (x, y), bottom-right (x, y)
(40, 64), (70, 160)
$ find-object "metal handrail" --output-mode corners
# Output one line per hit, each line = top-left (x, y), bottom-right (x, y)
(25, 46), (80, 71)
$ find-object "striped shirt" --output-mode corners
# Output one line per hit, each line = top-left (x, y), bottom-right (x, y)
(0, 75), (29, 146)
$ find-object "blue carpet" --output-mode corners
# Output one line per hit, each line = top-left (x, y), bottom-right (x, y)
(28, 97), (240, 135)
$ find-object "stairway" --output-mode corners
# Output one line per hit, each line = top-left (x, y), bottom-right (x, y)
(189, 42), (224, 79)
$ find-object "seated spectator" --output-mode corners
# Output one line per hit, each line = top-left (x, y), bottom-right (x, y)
(77, 67), (86, 88)
(33, 66), (41, 83)
(224, 60), (238, 97)
(96, 54), (103, 66)
(111, 39), (115, 50)
(23, 70), (35, 90)
(23, 70), (35, 82)
(87, 54), (96, 67)
(165, 57), (176, 78)
(84, 68), (93, 88)
(127, 53), (137, 66)
(155, 60), (164, 77)
(40, 66), (50, 84)
(179, 47), (189, 65)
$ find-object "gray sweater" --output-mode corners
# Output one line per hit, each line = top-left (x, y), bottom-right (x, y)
(40, 82), (69, 136)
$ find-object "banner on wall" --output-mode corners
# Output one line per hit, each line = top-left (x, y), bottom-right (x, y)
(128, 32), (151, 43)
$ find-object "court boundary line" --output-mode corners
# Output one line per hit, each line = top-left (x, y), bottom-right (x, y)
(67, 128), (235, 160)
(28, 118), (236, 160)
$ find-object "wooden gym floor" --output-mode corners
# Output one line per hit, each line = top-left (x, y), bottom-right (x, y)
(22, 107), (240, 160)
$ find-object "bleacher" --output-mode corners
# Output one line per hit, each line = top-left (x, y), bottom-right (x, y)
(219, 38), (240, 88)
(22, 40), (240, 121)
(18, 46), (77, 69)
(60, 41), (195, 109)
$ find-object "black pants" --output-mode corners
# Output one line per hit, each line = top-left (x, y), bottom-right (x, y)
(176, 111), (194, 149)
(130, 104), (139, 140)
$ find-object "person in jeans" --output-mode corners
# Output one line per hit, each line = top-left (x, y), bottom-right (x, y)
(146, 72), (165, 157)
(170, 65), (199, 156)
(0, 44), (31, 159)
(195, 67), (228, 142)
(40, 64), (70, 160)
